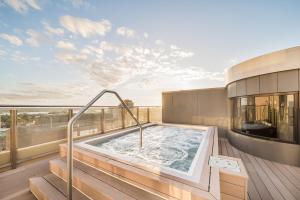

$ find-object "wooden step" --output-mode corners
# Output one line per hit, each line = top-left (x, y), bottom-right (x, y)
(50, 159), (137, 200)
(30, 175), (89, 200)
(50, 158), (175, 200)
(43, 174), (89, 200)
(29, 177), (66, 200)
(59, 145), (214, 200)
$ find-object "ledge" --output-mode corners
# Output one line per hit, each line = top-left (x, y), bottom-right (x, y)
(227, 130), (300, 167)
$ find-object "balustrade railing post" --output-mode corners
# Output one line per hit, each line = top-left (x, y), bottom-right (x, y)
(68, 109), (73, 120)
(76, 124), (80, 137)
(137, 107), (139, 124)
(9, 109), (17, 169)
(147, 107), (150, 123)
(100, 109), (104, 133)
(121, 107), (125, 129)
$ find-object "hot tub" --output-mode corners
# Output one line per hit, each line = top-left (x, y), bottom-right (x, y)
(75, 123), (216, 187)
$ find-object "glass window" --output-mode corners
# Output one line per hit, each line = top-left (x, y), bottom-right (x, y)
(231, 93), (297, 143)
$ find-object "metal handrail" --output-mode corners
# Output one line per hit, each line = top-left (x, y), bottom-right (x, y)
(66, 89), (143, 200)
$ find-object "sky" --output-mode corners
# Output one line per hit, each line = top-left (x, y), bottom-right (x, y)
(0, 0), (300, 106)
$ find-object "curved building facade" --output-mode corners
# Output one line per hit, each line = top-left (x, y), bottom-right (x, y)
(162, 46), (300, 166)
(226, 46), (300, 166)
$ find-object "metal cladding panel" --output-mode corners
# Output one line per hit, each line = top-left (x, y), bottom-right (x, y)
(236, 80), (246, 96)
(227, 82), (236, 98)
(246, 76), (259, 95)
(278, 69), (299, 92)
(259, 73), (278, 94)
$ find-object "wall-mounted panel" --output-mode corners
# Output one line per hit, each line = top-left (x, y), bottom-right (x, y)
(236, 80), (246, 96)
(278, 70), (298, 92)
(162, 93), (173, 123)
(260, 73), (277, 94)
(246, 76), (259, 95)
(162, 88), (229, 137)
(227, 82), (236, 98)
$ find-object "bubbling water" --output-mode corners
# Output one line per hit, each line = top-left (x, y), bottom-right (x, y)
(94, 126), (204, 172)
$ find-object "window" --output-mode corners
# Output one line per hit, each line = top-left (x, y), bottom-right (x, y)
(231, 93), (297, 143)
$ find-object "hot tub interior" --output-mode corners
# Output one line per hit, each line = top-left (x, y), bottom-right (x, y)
(87, 125), (207, 173)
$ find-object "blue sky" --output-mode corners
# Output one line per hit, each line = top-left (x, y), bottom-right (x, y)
(0, 0), (300, 106)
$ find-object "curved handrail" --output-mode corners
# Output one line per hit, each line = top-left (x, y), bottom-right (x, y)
(66, 89), (143, 200)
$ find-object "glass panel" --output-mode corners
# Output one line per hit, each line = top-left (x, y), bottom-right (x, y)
(276, 94), (295, 142)
(16, 108), (69, 148)
(231, 94), (297, 143)
(104, 107), (122, 131)
(73, 107), (102, 137)
(124, 107), (138, 127)
(138, 107), (148, 124)
(149, 107), (162, 123)
(0, 109), (10, 151)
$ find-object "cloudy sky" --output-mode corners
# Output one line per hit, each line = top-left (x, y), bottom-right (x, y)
(0, 0), (300, 106)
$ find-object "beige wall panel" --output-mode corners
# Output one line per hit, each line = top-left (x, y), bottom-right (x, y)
(162, 93), (173, 123)
(236, 80), (246, 96)
(259, 73), (278, 94)
(162, 88), (229, 137)
(171, 91), (197, 124)
(277, 70), (298, 92)
(227, 82), (236, 98)
(246, 76), (259, 95)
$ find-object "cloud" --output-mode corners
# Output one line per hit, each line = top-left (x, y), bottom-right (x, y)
(56, 40), (75, 50)
(25, 29), (43, 47)
(54, 38), (217, 89)
(0, 33), (23, 46)
(42, 22), (64, 36)
(0, 48), (6, 58)
(60, 15), (111, 38)
(0, 82), (73, 103)
(143, 32), (149, 38)
(2, 0), (41, 13)
(116, 26), (136, 38)
(65, 0), (90, 8)
(80, 44), (103, 59)
(56, 52), (88, 64)
(0, 80), (104, 105)
(9, 51), (40, 63)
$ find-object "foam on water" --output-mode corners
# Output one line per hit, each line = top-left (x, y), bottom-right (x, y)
(93, 125), (204, 172)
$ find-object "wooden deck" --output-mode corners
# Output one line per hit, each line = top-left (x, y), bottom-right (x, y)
(219, 138), (300, 200)
(0, 154), (58, 200)
(1, 139), (300, 200)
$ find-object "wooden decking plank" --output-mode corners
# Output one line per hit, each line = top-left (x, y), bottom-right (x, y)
(0, 154), (57, 199)
(246, 153), (285, 200)
(29, 177), (66, 200)
(272, 161), (300, 190)
(263, 159), (300, 199)
(224, 139), (234, 157)
(227, 143), (262, 200)
(289, 165), (300, 176)
(218, 139), (222, 155)
(238, 151), (272, 200)
(284, 164), (300, 181)
(43, 174), (90, 200)
(73, 160), (171, 200)
(50, 159), (136, 200)
(255, 157), (296, 200)
(220, 139), (228, 156)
